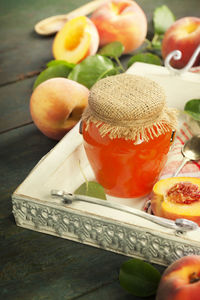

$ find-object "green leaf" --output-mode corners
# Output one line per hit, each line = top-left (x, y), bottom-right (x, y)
(47, 60), (75, 69)
(98, 41), (125, 58)
(151, 34), (164, 50)
(33, 65), (73, 89)
(153, 5), (175, 35)
(127, 53), (162, 68)
(98, 67), (120, 80)
(74, 181), (106, 200)
(119, 258), (161, 297)
(184, 99), (200, 121)
(68, 55), (116, 89)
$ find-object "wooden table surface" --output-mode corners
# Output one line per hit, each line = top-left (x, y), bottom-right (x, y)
(0, 1), (199, 299)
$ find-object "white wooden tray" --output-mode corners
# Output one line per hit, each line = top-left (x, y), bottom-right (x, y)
(12, 63), (200, 266)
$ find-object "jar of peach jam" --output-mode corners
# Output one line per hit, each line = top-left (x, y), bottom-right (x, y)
(81, 74), (177, 198)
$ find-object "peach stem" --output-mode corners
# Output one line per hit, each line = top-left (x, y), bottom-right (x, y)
(189, 272), (200, 284)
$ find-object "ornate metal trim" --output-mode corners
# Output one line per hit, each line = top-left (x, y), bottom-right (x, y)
(164, 44), (200, 75)
(12, 197), (200, 266)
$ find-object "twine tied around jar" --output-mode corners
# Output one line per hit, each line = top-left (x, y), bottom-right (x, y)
(82, 74), (177, 144)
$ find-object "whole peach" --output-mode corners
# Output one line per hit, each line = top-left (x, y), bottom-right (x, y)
(162, 17), (200, 69)
(156, 255), (200, 300)
(90, 0), (147, 54)
(30, 78), (89, 140)
(53, 16), (99, 64)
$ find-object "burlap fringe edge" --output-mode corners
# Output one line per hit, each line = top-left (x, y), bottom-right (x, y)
(82, 108), (178, 144)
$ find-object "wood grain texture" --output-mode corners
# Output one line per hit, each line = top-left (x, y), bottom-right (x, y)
(0, 124), (56, 216)
(0, 231), (128, 300)
(0, 0), (88, 85)
(0, 78), (35, 133)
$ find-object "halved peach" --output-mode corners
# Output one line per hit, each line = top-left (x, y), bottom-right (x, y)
(151, 177), (200, 225)
(53, 16), (99, 64)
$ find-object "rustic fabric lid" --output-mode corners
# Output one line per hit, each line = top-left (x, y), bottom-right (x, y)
(82, 74), (177, 143)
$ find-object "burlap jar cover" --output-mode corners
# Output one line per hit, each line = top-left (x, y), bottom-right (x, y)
(82, 74), (177, 143)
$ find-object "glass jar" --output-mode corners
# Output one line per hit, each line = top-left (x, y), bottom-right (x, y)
(82, 121), (173, 198)
(81, 74), (177, 198)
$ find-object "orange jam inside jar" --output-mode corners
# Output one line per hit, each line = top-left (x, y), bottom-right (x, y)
(82, 74), (177, 198)
(82, 122), (173, 198)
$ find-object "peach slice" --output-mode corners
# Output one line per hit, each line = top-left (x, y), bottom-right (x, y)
(53, 16), (99, 64)
(151, 177), (200, 225)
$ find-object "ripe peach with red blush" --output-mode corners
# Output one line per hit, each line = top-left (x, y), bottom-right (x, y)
(30, 78), (89, 140)
(90, 0), (147, 54)
(156, 255), (200, 300)
(162, 17), (200, 69)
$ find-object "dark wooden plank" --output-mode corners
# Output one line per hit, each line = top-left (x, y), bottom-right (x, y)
(76, 280), (154, 300)
(0, 229), (127, 300)
(0, 0), (199, 85)
(0, 78), (35, 133)
(0, 0), (95, 86)
(0, 124), (57, 217)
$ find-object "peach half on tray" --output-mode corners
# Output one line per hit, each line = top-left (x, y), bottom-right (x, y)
(151, 177), (200, 225)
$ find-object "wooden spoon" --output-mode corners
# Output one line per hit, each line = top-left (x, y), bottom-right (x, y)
(34, 0), (107, 36)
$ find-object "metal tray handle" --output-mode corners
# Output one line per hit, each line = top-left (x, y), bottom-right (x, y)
(51, 190), (199, 235)
(164, 44), (200, 74)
